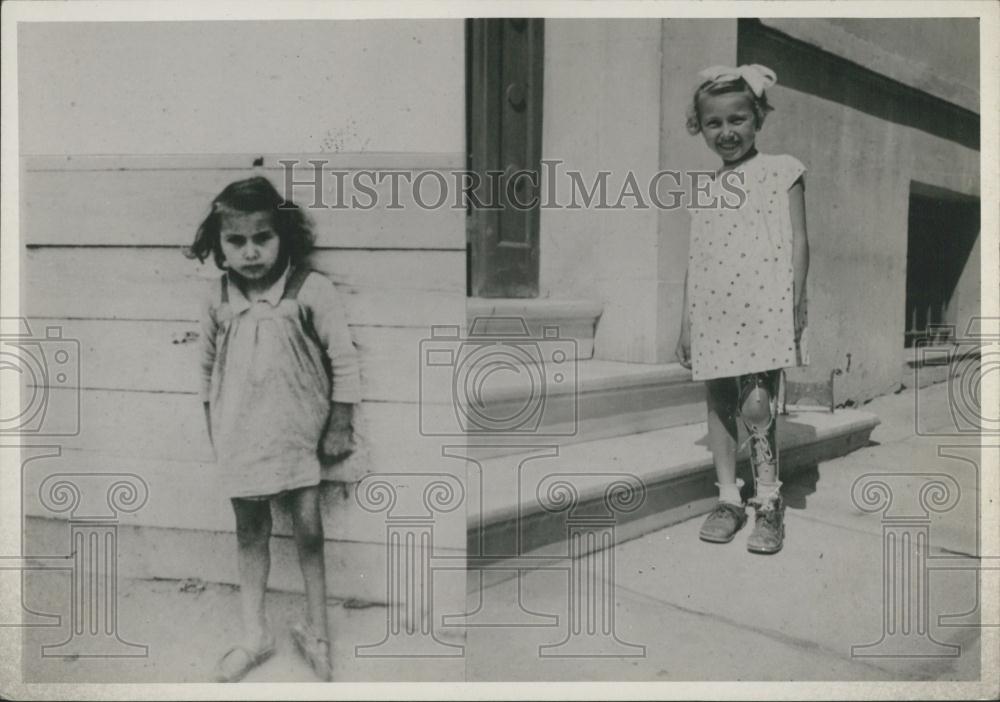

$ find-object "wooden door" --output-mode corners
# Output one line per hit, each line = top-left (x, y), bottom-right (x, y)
(466, 18), (544, 298)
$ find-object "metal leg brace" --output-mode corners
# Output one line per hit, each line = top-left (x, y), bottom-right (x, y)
(737, 371), (781, 498)
(737, 371), (786, 553)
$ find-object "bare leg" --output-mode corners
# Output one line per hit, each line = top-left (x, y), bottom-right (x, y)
(286, 486), (329, 637)
(706, 377), (740, 488)
(231, 498), (272, 648)
(699, 378), (748, 542)
(284, 485), (332, 679)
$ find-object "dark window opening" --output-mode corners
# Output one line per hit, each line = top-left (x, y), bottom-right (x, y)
(904, 185), (980, 348)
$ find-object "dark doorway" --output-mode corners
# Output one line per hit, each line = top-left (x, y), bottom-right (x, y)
(466, 18), (544, 298)
(904, 185), (980, 347)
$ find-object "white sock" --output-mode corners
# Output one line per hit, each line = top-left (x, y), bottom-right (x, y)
(717, 481), (743, 505)
(755, 480), (781, 500)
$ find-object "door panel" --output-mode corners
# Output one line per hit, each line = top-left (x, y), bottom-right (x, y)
(467, 19), (544, 298)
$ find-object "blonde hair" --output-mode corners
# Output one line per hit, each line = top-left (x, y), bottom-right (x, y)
(685, 77), (774, 135)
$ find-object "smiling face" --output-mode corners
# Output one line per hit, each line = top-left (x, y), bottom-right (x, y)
(218, 210), (283, 287)
(697, 90), (759, 164)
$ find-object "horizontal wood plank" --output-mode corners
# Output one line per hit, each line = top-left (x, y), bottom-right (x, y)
(22, 158), (465, 249)
(34, 318), (450, 403)
(27, 389), (464, 469)
(24, 153), (466, 172)
(25, 515), (466, 604)
(22, 247), (464, 323)
(21, 450), (467, 548)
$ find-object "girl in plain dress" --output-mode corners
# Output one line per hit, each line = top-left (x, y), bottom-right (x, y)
(188, 176), (361, 680)
(676, 64), (809, 554)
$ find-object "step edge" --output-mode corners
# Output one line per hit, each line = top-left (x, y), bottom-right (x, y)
(470, 421), (879, 566)
(473, 408), (879, 466)
(474, 362), (694, 403)
(466, 298), (603, 320)
(472, 411), (880, 528)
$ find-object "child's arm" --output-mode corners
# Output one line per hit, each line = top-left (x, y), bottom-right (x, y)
(676, 270), (692, 369)
(789, 178), (809, 341)
(198, 293), (218, 446)
(307, 275), (363, 462)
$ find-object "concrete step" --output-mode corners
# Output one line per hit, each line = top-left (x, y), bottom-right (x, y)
(465, 407), (881, 568)
(466, 298), (602, 360)
(463, 359), (705, 457)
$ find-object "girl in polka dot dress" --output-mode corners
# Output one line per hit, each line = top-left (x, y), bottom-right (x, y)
(676, 64), (809, 554)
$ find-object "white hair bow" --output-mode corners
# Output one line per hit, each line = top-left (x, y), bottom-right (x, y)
(697, 64), (777, 97)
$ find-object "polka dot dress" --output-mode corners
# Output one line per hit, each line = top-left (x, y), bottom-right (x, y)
(688, 153), (808, 381)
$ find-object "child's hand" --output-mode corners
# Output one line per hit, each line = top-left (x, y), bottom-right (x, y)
(320, 428), (354, 464)
(676, 320), (692, 369)
(319, 402), (356, 464)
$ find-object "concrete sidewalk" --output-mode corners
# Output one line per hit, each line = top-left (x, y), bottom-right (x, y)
(15, 382), (996, 686)
(465, 382), (991, 682)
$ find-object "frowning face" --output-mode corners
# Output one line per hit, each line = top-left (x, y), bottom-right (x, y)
(219, 211), (282, 286)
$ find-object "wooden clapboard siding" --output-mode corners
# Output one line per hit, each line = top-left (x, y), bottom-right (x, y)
(21, 450), (468, 549)
(20, 152), (465, 544)
(37, 389), (459, 467)
(24, 154), (466, 171)
(22, 154), (465, 250)
(21, 387), (466, 548)
(24, 516), (466, 605)
(23, 248), (464, 323)
(42, 318), (449, 403)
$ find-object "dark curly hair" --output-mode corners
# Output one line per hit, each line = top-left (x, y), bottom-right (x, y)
(685, 77), (774, 136)
(185, 176), (315, 270)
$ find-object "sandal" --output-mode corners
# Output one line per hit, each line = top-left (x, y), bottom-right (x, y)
(291, 621), (332, 681)
(212, 635), (276, 682)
